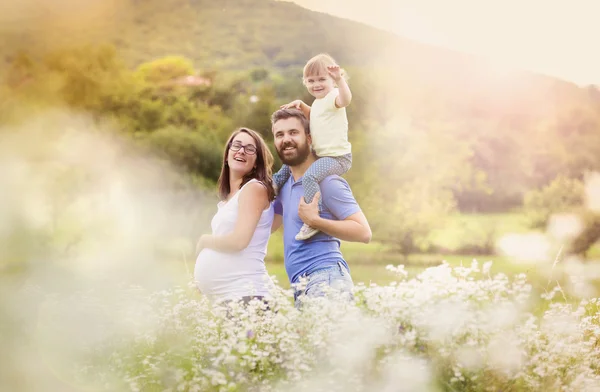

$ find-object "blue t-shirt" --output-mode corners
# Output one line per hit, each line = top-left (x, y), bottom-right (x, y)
(273, 174), (361, 284)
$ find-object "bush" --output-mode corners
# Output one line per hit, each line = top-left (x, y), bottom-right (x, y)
(139, 126), (224, 181)
(523, 176), (584, 229)
(134, 56), (195, 84)
(364, 183), (456, 257)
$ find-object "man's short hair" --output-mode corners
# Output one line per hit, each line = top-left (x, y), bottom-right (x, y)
(270, 108), (310, 135)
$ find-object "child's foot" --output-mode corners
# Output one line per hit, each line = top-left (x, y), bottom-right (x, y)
(295, 223), (320, 240)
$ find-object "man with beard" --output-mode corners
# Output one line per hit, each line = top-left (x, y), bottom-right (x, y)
(270, 108), (372, 307)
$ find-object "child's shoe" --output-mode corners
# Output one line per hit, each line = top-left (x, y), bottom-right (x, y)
(295, 223), (320, 240)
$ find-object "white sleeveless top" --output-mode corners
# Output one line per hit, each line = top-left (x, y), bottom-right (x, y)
(194, 179), (274, 302)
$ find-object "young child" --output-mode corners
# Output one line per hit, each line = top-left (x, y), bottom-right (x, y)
(273, 53), (353, 240)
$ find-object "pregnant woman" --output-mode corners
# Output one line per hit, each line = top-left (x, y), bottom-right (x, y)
(194, 127), (276, 304)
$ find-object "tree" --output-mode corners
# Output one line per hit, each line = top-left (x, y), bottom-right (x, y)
(569, 213), (600, 257)
(43, 44), (134, 111)
(348, 118), (471, 256)
(523, 176), (585, 229)
(134, 56), (195, 85)
(139, 126), (223, 181)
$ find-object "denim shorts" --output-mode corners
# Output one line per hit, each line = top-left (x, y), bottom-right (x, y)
(293, 262), (354, 308)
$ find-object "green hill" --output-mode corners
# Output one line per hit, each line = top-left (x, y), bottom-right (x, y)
(113, 0), (404, 69)
(2, 0), (600, 214)
(80, 0), (600, 136)
(3, 0), (600, 253)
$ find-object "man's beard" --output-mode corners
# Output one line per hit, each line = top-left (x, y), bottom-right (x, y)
(276, 140), (311, 167)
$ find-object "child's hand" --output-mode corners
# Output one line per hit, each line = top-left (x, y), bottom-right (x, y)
(327, 65), (342, 81)
(280, 100), (304, 110)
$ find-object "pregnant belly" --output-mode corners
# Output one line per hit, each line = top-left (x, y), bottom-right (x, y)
(194, 249), (269, 296)
(194, 249), (229, 289)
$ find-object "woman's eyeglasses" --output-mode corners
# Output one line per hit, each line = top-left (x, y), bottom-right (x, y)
(230, 141), (257, 155)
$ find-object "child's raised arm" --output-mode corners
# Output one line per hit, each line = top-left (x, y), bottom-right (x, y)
(280, 99), (311, 120)
(327, 65), (352, 108)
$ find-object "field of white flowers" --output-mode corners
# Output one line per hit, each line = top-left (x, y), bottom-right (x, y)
(24, 261), (598, 392)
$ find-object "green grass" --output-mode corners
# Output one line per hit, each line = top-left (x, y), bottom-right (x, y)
(427, 211), (530, 252)
(228, 211), (600, 296)
(265, 212), (540, 288)
(266, 253), (527, 289)
(588, 243), (600, 258)
(266, 212), (533, 264)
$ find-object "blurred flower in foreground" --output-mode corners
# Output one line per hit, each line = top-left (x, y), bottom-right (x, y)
(496, 232), (553, 263)
(585, 172), (600, 212)
(546, 213), (584, 241)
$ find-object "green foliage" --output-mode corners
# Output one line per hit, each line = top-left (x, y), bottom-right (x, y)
(366, 184), (455, 256)
(230, 85), (279, 138)
(42, 44), (134, 111)
(134, 56), (195, 84)
(348, 119), (467, 255)
(137, 127), (223, 181)
(523, 176), (585, 229)
(2, 47), (238, 182)
(522, 176), (600, 256)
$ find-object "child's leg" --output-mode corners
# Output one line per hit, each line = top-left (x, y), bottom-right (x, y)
(272, 164), (291, 194)
(303, 155), (352, 207)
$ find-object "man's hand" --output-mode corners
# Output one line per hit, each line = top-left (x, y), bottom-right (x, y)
(327, 65), (342, 82)
(280, 100), (305, 110)
(298, 192), (321, 226)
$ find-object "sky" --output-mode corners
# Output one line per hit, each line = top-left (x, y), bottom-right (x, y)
(289, 0), (599, 86)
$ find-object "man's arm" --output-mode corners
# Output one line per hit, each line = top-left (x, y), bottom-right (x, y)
(299, 196), (371, 242)
(298, 177), (372, 243)
(280, 100), (311, 120)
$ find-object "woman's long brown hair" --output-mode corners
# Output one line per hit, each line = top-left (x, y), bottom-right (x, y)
(217, 127), (275, 202)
